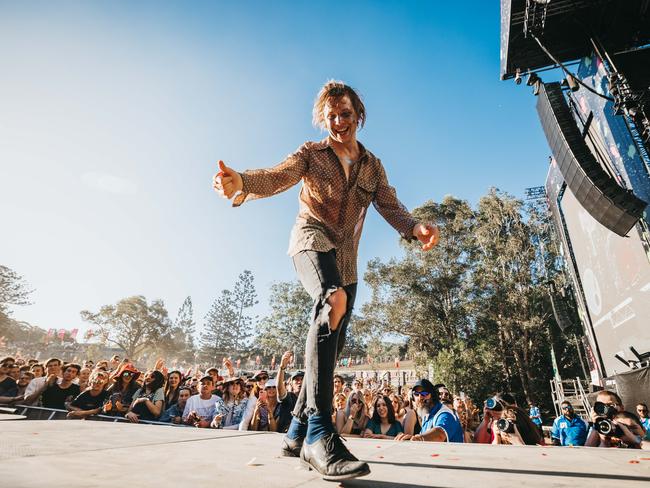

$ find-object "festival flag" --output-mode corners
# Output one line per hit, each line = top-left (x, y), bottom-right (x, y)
(70, 328), (79, 340)
(47, 328), (55, 338)
(58, 328), (66, 341)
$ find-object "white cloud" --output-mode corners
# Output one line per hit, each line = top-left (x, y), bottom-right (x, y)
(81, 171), (137, 195)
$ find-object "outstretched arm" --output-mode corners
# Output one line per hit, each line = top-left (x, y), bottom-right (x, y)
(213, 145), (309, 206)
(373, 161), (439, 251)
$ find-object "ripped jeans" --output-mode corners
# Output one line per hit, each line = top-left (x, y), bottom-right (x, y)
(291, 249), (357, 420)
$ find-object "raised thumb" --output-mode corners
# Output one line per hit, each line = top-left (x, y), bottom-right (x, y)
(218, 160), (228, 174)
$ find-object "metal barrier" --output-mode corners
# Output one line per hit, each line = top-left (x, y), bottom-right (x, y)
(9, 404), (189, 427)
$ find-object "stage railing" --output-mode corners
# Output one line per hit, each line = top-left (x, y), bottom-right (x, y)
(9, 404), (189, 427)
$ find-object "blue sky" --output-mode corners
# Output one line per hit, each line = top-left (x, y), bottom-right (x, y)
(0, 1), (552, 339)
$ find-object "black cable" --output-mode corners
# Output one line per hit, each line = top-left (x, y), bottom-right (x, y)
(530, 33), (615, 102)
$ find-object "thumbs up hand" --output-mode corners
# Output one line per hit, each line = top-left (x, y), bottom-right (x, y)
(213, 160), (243, 199)
(412, 223), (440, 251)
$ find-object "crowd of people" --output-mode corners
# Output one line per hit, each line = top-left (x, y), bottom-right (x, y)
(1, 353), (648, 449)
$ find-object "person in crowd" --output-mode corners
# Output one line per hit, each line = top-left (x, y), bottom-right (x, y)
(184, 376), (219, 427)
(41, 363), (81, 410)
(251, 379), (281, 431)
(164, 370), (183, 408)
(585, 390), (625, 447)
(362, 389), (374, 417)
(585, 390), (648, 449)
(160, 386), (192, 424)
(83, 360), (94, 369)
(252, 370), (269, 390)
(109, 355), (121, 371)
(8, 363), (20, 381)
(66, 371), (110, 419)
(0, 357), (18, 398)
(332, 392), (347, 424)
(550, 401), (588, 446)
(401, 389), (420, 436)
(381, 384), (392, 398)
(23, 357), (62, 405)
(30, 363), (44, 378)
(453, 395), (475, 443)
(389, 393), (406, 425)
(276, 351), (303, 434)
(529, 401), (543, 433)
(342, 384), (352, 397)
(94, 360), (109, 372)
(213, 377), (255, 430)
(396, 379), (463, 443)
(435, 384), (453, 408)
(352, 378), (363, 393)
(337, 390), (369, 436)
(125, 370), (165, 422)
(0, 370), (34, 405)
(492, 405), (544, 445)
(212, 80), (439, 480)
(104, 363), (140, 416)
(473, 393), (516, 444)
(333, 375), (344, 396)
(78, 367), (91, 391)
(363, 395), (404, 439)
(636, 403), (650, 438)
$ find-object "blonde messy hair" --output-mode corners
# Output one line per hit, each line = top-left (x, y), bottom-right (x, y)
(312, 80), (366, 130)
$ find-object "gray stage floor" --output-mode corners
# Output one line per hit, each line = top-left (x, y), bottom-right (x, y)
(1, 420), (649, 487)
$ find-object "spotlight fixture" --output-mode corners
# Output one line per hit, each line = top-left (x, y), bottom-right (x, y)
(526, 72), (542, 96)
(526, 72), (541, 86)
(566, 75), (579, 92)
(515, 68), (522, 85)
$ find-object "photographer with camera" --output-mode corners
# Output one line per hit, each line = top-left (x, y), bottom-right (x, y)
(550, 401), (588, 446)
(585, 390), (648, 449)
(492, 405), (544, 446)
(473, 393), (515, 444)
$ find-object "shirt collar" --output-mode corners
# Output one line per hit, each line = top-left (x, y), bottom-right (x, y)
(313, 137), (369, 162)
(423, 401), (442, 423)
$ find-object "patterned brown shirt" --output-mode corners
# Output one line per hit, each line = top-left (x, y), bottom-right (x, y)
(232, 138), (418, 285)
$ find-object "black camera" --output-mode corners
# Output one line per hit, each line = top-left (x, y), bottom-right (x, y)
(496, 418), (515, 433)
(485, 397), (503, 411)
(593, 401), (617, 419)
(595, 418), (623, 437)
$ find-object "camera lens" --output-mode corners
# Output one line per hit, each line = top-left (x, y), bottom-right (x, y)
(496, 418), (515, 434)
(595, 419), (613, 436)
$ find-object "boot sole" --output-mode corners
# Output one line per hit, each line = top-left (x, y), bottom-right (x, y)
(300, 460), (371, 481)
(280, 447), (301, 458)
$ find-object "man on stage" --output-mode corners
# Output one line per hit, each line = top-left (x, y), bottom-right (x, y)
(213, 80), (439, 481)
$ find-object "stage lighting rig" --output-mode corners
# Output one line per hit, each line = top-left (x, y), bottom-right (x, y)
(515, 68), (522, 85)
(526, 71), (542, 96)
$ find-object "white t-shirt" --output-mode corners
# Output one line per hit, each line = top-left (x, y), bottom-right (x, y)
(24, 376), (62, 397)
(182, 394), (219, 421)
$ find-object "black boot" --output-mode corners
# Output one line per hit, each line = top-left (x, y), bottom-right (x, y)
(300, 432), (370, 481)
(280, 435), (303, 457)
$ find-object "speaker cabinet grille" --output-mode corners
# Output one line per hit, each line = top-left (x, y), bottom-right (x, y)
(537, 82), (647, 236)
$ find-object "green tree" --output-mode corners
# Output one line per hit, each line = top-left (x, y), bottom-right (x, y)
(256, 280), (311, 358)
(200, 270), (258, 361)
(80, 296), (172, 360)
(362, 196), (477, 356)
(472, 189), (556, 403)
(0, 265), (34, 336)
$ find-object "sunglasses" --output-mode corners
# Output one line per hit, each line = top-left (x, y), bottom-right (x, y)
(350, 399), (360, 404)
(412, 391), (431, 397)
(561, 405), (573, 410)
(122, 371), (133, 377)
(257, 376), (269, 381)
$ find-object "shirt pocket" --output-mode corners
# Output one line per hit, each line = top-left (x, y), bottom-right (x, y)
(355, 174), (376, 208)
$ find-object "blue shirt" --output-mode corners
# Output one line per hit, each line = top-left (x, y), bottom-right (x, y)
(551, 414), (588, 446)
(420, 402), (464, 443)
(529, 406), (542, 426)
(159, 403), (183, 423)
(641, 417), (650, 441)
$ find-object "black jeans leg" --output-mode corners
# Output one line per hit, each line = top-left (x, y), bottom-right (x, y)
(291, 250), (357, 419)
